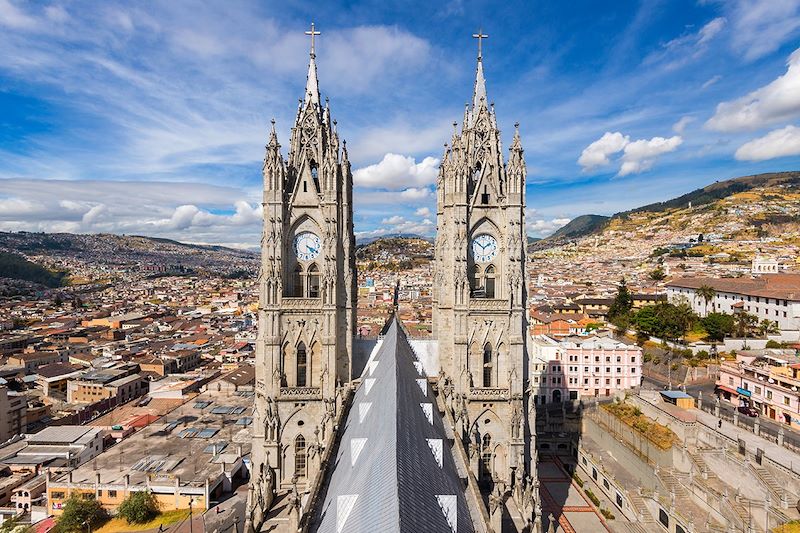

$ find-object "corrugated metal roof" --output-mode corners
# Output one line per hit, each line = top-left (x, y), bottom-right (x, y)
(311, 320), (474, 533)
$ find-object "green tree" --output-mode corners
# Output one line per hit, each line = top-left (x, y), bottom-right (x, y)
(734, 312), (759, 339)
(117, 490), (160, 524)
(702, 313), (735, 342)
(696, 285), (716, 315)
(758, 319), (780, 338)
(648, 267), (667, 283)
(56, 495), (108, 532)
(608, 278), (633, 331)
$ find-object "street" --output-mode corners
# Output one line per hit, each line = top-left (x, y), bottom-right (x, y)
(642, 374), (800, 450)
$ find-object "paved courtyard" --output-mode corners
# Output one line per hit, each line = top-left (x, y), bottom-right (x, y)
(538, 458), (611, 533)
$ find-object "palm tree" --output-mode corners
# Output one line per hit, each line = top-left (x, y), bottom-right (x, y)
(758, 319), (780, 338)
(696, 285), (716, 316)
(734, 312), (758, 339)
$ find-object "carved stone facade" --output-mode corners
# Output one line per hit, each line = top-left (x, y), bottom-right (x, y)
(246, 25), (356, 533)
(432, 41), (535, 504)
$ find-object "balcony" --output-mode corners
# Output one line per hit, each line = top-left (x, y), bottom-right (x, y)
(279, 386), (322, 400)
(280, 297), (322, 309)
(469, 299), (509, 311)
(469, 387), (509, 401)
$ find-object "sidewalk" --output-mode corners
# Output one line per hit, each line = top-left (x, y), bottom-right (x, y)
(692, 406), (800, 475)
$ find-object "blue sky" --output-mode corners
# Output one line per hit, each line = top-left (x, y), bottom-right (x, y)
(1, 0), (800, 247)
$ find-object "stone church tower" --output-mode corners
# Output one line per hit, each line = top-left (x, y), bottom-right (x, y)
(246, 24), (356, 532)
(433, 35), (531, 493)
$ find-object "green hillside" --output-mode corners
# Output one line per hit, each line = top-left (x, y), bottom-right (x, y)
(0, 252), (68, 288)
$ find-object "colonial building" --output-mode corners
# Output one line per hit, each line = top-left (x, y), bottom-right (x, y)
(432, 29), (534, 509)
(246, 22), (357, 532)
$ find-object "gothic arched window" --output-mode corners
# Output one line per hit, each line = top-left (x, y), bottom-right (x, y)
(296, 343), (307, 387)
(472, 162), (481, 183)
(307, 263), (320, 298)
(485, 265), (496, 298)
(295, 435), (307, 478)
(483, 343), (493, 387)
(310, 161), (320, 191)
(471, 264), (483, 296)
(292, 264), (303, 297)
(481, 433), (492, 482)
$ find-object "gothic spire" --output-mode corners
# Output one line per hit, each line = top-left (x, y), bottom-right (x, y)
(267, 118), (279, 149)
(303, 22), (321, 106)
(471, 29), (488, 111)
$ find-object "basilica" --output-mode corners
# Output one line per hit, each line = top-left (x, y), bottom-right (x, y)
(245, 25), (539, 533)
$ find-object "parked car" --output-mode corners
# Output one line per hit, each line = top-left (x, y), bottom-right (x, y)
(737, 405), (758, 417)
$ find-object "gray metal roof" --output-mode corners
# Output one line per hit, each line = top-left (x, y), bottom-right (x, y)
(311, 319), (474, 533)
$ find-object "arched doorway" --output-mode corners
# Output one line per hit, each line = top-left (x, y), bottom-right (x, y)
(552, 389), (562, 403)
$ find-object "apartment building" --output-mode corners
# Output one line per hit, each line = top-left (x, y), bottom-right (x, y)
(717, 350), (800, 428)
(530, 334), (643, 404)
(0, 386), (27, 441)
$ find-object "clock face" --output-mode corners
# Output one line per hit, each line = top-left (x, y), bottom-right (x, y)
(293, 232), (321, 261)
(471, 234), (498, 263)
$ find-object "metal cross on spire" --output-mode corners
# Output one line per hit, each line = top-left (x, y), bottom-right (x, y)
(472, 29), (488, 59)
(305, 22), (321, 57)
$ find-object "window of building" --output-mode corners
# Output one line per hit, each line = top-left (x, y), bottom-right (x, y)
(291, 265), (303, 297)
(485, 265), (496, 298)
(295, 435), (307, 478)
(483, 344), (493, 387)
(296, 343), (307, 387)
(767, 390), (773, 400)
(51, 492), (65, 499)
(481, 434), (492, 482)
(784, 396), (790, 406)
(755, 386), (762, 395)
(307, 264), (320, 298)
(109, 490), (117, 498)
(729, 377), (734, 385)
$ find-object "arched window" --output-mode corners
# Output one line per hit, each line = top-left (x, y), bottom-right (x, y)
(481, 434), (492, 482)
(291, 264), (303, 297)
(472, 162), (481, 183)
(483, 343), (493, 387)
(295, 435), (307, 478)
(307, 263), (320, 298)
(471, 264), (483, 296)
(310, 161), (320, 191)
(485, 265), (496, 298)
(296, 343), (307, 387)
(481, 185), (489, 204)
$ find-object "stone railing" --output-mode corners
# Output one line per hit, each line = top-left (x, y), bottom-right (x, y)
(280, 297), (322, 309)
(469, 299), (509, 311)
(279, 387), (322, 400)
(469, 387), (509, 401)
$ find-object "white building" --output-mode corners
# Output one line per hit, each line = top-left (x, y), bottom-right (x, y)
(666, 274), (800, 341)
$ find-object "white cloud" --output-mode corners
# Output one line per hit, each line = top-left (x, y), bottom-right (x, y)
(577, 132), (630, 170)
(0, 0), (38, 29)
(672, 116), (695, 134)
(526, 216), (571, 237)
(578, 132), (682, 175)
(698, 17), (726, 45)
(707, 48), (800, 132)
(619, 136), (683, 176)
(381, 215), (405, 225)
(701, 75), (722, 90)
(354, 153), (439, 190)
(735, 124), (800, 161)
(414, 207), (431, 217)
(726, 0), (800, 61)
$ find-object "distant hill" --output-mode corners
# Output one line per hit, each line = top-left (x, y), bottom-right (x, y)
(0, 232), (258, 277)
(356, 233), (432, 246)
(547, 215), (610, 241)
(536, 171), (800, 247)
(0, 251), (68, 287)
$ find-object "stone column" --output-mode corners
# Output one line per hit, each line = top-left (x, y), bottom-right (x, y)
(778, 426), (785, 447)
(733, 410), (739, 427)
(754, 417), (760, 436)
(715, 397), (720, 418)
(697, 391), (703, 411)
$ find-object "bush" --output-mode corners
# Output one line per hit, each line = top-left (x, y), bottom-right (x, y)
(117, 491), (160, 524)
(573, 474), (584, 487)
(600, 508), (615, 520)
(766, 340), (784, 349)
(696, 350), (709, 360)
(56, 495), (108, 532)
(584, 488), (601, 506)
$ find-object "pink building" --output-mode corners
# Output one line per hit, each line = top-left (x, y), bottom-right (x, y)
(530, 335), (643, 404)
